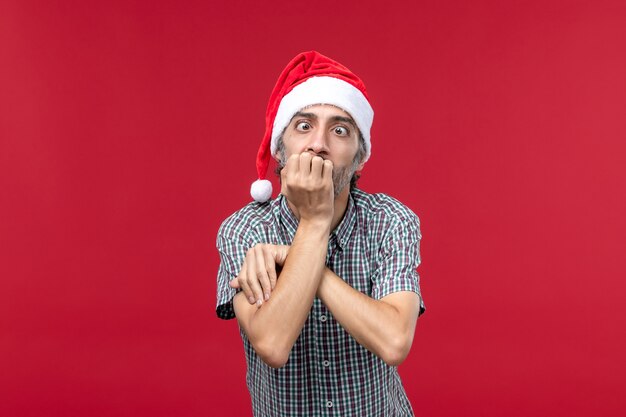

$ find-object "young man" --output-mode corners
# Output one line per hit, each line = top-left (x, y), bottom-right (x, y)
(216, 51), (425, 416)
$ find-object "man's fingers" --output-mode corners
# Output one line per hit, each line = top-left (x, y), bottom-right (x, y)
(310, 156), (324, 179)
(254, 246), (273, 301)
(274, 245), (289, 266)
(280, 168), (287, 196)
(299, 152), (313, 175)
(236, 244), (289, 306)
(236, 260), (254, 304)
(263, 247), (278, 290)
(286, 154), (299, 178)
(281, 154), (299, 196)
(246, 252), (266, 307)
(237, 270), (255, 305)
(322, 159), (333, 181)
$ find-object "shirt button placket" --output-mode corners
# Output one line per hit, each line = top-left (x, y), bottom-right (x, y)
(318, 309), (333, 415)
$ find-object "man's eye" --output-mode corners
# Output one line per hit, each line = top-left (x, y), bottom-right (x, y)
(296, 122), (311, 131)
(334, 126), (348, 136)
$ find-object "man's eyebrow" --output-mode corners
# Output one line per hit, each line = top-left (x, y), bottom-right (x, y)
(330, 115), (357, 128)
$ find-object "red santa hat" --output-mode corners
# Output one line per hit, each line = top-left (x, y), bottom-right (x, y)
(250, 50), (374, 202)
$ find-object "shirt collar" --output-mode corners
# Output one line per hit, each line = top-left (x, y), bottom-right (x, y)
(273, 192), (357, 250)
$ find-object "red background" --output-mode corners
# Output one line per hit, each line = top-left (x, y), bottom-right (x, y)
(2, 1), (625, 416)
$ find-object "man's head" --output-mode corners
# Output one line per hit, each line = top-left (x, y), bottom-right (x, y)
(274, 104), (367, 197)
(250, 51), (374, 202)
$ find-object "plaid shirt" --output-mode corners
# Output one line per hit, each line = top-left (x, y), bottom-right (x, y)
(216, 188), (425, 417)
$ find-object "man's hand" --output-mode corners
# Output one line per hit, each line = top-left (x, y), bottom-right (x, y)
(230, 244), (290, 306)
(231, 154), (335, 367)
(280, 153), (334, 225)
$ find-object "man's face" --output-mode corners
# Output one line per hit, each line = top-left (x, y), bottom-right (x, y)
(276, 104), (365, 197)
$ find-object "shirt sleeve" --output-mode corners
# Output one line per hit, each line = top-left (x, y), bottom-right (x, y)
(370, 212), (426, 316)
(215, 225), (252, 320)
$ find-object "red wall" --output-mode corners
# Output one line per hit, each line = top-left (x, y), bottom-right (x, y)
(2, 1), (625, 416)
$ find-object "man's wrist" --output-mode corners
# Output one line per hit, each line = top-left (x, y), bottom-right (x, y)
(297, 218), (331, 236)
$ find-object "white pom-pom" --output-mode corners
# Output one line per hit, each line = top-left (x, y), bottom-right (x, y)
(250, 179), (273, 202)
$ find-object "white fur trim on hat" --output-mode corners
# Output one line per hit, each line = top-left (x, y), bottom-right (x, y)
(270, 76), (373, 161)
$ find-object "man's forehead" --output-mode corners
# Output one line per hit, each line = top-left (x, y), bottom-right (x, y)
(289, 104), (356, 123)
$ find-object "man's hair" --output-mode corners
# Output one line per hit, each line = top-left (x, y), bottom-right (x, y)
(274, 132), (367, 189)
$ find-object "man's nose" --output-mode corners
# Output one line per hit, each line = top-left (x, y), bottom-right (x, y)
(306, 129), (329, 155)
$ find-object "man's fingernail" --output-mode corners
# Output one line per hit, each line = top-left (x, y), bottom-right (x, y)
(264, 293), (270, 301)
(256, 299), (263, 307)
(248, 296), (255, 304)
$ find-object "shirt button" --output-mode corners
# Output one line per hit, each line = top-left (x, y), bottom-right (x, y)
(326, 401), (333, 408)
(319, 315), (327, 322)
(323, 360), (330, 367)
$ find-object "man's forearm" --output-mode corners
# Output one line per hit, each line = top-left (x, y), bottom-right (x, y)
(316, 267), (421, 366)
(235, 221), (329, 367)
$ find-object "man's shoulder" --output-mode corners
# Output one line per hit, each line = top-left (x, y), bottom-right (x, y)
(352, 188), (419, 225)
(218, 199), (276, 240)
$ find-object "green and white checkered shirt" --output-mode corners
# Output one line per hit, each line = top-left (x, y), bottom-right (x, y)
(216, 188), (425, 416)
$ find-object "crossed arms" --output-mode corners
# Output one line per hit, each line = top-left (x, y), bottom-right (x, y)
(230, 153), (421, 368)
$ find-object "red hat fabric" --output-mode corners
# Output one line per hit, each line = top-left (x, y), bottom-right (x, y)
(250, 51), (374, 202)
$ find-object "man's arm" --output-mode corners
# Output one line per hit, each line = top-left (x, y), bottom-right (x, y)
(233, 153), (334, 368)
(233, 224), (328, 368)
(318, 209), (423, 367)
(316, 269), (421, 366)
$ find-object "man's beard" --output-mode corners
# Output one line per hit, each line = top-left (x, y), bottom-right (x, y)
(331, 163), (356, 197)
(278, 154), (358, 198)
